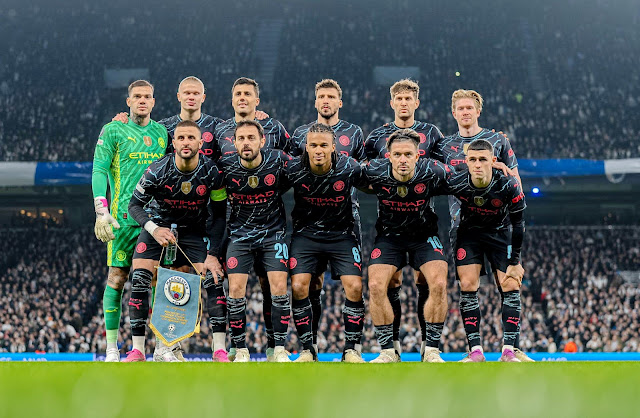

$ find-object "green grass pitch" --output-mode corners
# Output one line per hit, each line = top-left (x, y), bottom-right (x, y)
(1, 362), (637, 418)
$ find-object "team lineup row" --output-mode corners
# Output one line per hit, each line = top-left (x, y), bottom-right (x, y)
(92, 76), (531, 363)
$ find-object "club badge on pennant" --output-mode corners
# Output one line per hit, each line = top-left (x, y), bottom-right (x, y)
(397, 186), (408, 198)
(181, 181), (192, 194)
(248, 175), (259, 188)
(150, 267), (202, 346)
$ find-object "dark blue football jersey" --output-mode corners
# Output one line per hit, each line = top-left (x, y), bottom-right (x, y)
(217, 149), (291, 243)
(445, 168), (526, 232)
(130, 154), (225, 231)
(214, 117), (289, 158)
(285, 154), (366, 238)
(431, 128), (518, 171)
(431, 128), (519, 226)
(159, 114), (223, 159)
(364, 121), (444, 160)
(287, 120), (366, 161)
(363, 158), (451, 238)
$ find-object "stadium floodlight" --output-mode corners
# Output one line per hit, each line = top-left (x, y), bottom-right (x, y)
(532, 187), (540, 194)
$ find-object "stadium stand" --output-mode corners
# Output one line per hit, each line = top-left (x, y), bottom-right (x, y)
(0, 1), (638, 161)
(1, 219), (638, 354)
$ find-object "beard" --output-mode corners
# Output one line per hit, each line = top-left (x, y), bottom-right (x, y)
(318, 108), (338, 121)
(239, 148), (260, 162)
(178, 147), (197, 160)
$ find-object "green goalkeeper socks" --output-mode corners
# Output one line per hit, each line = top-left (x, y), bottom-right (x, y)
(103, 286), (123, 343)
(151, 286), (156, 308)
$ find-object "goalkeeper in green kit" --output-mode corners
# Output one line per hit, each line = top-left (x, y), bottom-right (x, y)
(92, 80), (168, 362)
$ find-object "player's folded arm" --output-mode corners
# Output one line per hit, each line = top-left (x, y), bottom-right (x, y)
(508, 210), (525, 265)
(206, 189), (228, 257)
(128, 186), (156, 234)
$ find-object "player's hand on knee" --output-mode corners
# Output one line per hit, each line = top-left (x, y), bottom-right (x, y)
(152, 227), (175, 247)
(504, 264), (524, 288)
(203, 255), (224, 284)
(492, 161), (515, 177)
(111, 112), (129, 124)
(255, 110), (270, 120)
(93, 197), (120, 242)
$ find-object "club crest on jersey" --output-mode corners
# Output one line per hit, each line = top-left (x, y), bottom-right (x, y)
(463, 143), (470, 155)
(264, 174), (276, 186)
(158, 137), (166, 149)
(181, 181), (192, 194)
(164, 276), (191, 306)
(339, 135), (350, 146)
(474, 196), (486, 206)
(143, 136), (152, 147)
(248, 176), (259, 188)
(397, 186), (408, 198)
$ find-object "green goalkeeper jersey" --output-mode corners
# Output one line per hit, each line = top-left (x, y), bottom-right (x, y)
(92, 119), (168, 226)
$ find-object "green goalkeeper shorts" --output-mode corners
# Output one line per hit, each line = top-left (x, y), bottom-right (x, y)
(107, 226), (142, 267)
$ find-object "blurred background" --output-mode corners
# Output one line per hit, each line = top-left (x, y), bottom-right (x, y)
(0, 0), (639, 356)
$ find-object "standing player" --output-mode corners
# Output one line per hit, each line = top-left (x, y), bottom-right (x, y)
(215, 77), (290, 360)
(159, 76), (223, 159)
(285, 123), (366, 363)
(286, 79), (366, 356)
(214, 77), (289, 157)
(445, 139), (526, 362)
(122, 120), (227, 362)
(364, 129), (451, 363)
(432, 89), (532, 362)
(92, 80), (167, 362)
(218, 120), (292, 363)
(364, 79), (444, 356)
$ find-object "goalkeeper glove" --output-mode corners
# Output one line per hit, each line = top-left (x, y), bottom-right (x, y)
(94, 197), (120, 242)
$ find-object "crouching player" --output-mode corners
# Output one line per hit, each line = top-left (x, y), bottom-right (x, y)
(447, 139), (526, 362)
(364, 129), (451, 363)
(285, 123), (366, 363)
(123, 120), (227, 362)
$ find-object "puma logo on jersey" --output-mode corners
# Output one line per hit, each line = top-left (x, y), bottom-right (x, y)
(127, 136), (137, 143)
(381, 186), (392, 194)
(301, 184), (311, 192)
(231, 178), (241, 187)
(164, 185), (174, 192)
(451, 146), (459, 152)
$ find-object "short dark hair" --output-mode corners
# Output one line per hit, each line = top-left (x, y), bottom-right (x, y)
(307, 123), (335, 142)
(175, 120), (201, 133)
(234, 120), (264, 138)
(128, 79), (154, 96)
(467, 139), (494, 153)
(315, 79), (342, 99)
(386, 128), (420, 151)
(232, 77), (259, 97)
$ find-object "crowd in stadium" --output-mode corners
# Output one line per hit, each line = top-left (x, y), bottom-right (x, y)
(1, 221), (638, 355)
(1, 1), (639, 162)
